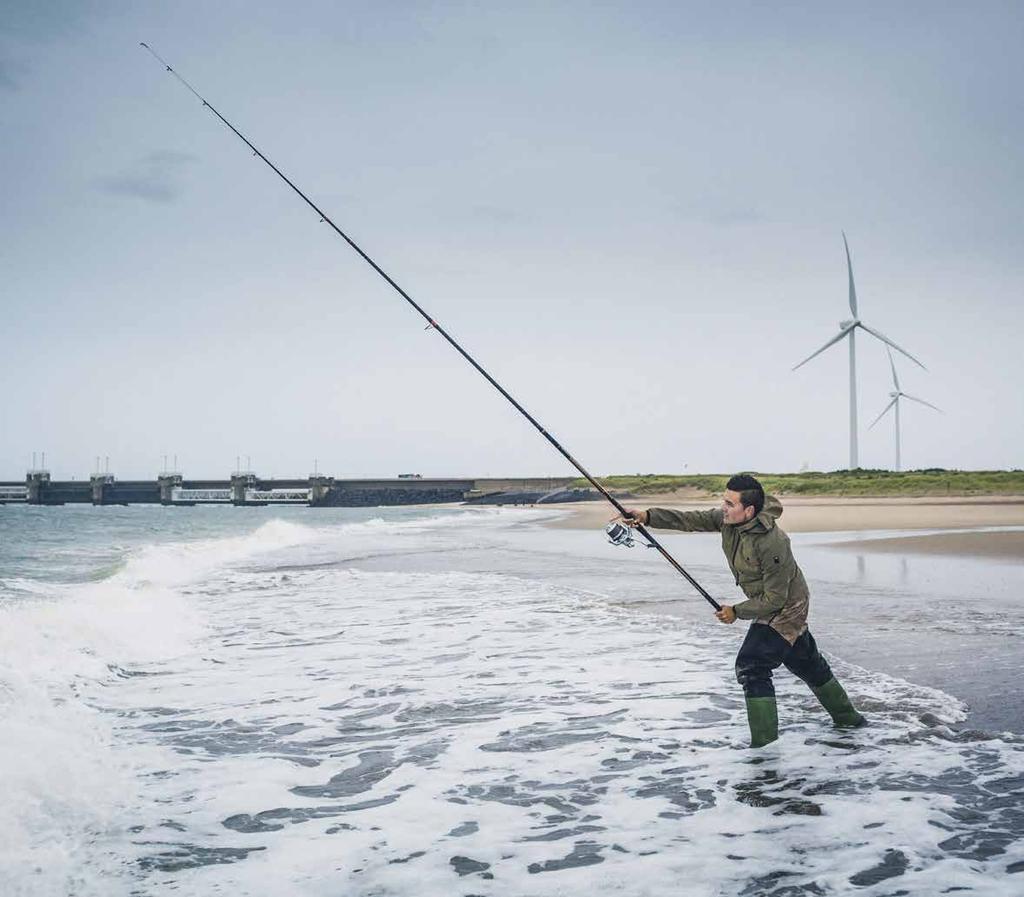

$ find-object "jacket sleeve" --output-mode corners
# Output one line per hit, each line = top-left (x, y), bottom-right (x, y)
(646, 507), (723, 532)
(733, 531), (794, 619)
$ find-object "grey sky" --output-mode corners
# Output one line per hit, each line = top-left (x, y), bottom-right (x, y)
(2, 2), (1021, 480)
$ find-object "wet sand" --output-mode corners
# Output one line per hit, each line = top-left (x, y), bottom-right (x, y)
(545, 493), (1024, 560)
(829, 530), (1024, 560)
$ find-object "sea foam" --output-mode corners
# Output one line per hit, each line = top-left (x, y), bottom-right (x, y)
(2, 509), (1022, 896)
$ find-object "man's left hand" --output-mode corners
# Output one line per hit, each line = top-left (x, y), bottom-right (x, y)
(715, 605), (736, 624)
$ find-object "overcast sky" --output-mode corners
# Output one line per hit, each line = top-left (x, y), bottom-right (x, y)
(2, 1), (1021, 480)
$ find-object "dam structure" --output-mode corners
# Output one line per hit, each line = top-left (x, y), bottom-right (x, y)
(0, 471), (576, 508)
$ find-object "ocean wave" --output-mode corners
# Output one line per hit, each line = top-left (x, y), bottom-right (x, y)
(0, 517), (329, 896)
(3, 511), (1022, 896)
(82, 562), (1024, 895)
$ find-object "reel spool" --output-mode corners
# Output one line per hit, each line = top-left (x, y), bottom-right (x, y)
(605, 520), (636, 548)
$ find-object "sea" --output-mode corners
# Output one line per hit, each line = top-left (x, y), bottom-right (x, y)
(1, 504), (1022, 896)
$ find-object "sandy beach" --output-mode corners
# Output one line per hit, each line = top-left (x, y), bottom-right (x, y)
(545, 492), (1024, 560)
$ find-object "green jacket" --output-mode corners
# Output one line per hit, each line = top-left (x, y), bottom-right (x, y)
(646, 495), (809, 644)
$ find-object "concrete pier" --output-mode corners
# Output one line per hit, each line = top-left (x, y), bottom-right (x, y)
(309, 475), (333, 505)
(158, 473), (183, 504)
(230, 472), (257, 505)
(90, 474), (114, 505)
(27, 471), (49, 504)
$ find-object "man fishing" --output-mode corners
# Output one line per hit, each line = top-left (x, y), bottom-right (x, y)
(144, 51), (865, 752)
(619, 474), (865, 748)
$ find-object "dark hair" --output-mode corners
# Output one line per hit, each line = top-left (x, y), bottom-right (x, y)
(726, 473), (765, 515)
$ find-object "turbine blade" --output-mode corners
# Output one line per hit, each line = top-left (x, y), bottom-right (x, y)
(792, 326), (853, 371)
(886, 345), (900, 390)
(858, 322), (926, 370)
(843, 231), (858, 318)
(868, 396), (898, 429)
(902, 393), (943, 413)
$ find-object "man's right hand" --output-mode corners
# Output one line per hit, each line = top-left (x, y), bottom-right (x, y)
(617, 509), (649, 526)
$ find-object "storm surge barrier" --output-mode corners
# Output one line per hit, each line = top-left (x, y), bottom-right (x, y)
(10, 471), (475, 507)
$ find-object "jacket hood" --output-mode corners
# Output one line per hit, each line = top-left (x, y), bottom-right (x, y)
(738, 493), (783, 532)
(762, 494), (783, 521)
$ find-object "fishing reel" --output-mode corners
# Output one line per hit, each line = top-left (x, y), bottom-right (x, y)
(605, 520), (637, 548)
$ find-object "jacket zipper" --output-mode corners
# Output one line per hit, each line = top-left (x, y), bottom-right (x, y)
(730, 533), (741, 585)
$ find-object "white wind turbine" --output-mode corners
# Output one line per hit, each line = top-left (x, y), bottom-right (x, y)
(793, 233), (926, 469)
(869, 346), (942, 472)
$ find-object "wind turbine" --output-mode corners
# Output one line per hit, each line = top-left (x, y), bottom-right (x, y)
(793, 233), (926, 469)
(869, 347), (942, 471)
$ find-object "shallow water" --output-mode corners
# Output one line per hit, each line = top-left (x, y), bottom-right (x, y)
(1, 506), (1022, 895)
(568, 522), (1024, 735)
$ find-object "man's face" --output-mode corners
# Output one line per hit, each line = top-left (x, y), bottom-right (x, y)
(721, 489), (755, 525)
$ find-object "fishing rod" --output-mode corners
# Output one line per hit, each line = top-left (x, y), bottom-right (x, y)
(140, 43), (722, 612)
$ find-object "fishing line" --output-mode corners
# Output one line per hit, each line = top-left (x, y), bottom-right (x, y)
(139, 42), (722, 611)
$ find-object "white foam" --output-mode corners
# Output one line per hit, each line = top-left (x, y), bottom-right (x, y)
(86, 558), (1023, 895)
(3, 510), (1022, 896)
(0, 582), (193, 895)
(0, 518), (326, 894)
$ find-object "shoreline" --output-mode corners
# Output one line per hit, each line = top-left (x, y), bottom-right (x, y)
(827, 529), (1024, 560)
(540, 493), (1024, 560)
(521, 499), (1024, 734)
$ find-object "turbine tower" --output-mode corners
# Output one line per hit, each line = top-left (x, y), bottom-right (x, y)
(793, 233), (926, 469)
(868, 347), (942, 472)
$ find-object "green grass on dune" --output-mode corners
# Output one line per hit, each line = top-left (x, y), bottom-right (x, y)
(571, 469), (1024, 497)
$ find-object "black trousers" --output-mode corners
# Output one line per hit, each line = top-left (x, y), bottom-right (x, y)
(735, 624), (833, 699)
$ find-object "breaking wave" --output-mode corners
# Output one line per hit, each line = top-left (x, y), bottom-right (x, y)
(1, 509), (1022, 896)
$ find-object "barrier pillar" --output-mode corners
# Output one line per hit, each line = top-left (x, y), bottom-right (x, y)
(309, 475), (334, 507)
(231, 472), (256, 505)
(91, 474), (114, 505)
(158, 473), (183, 505)
(26, 471), (50, 504)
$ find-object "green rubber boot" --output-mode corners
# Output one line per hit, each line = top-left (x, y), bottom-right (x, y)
(812, 677), (867, 728)
(745, 696), (779, 748)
